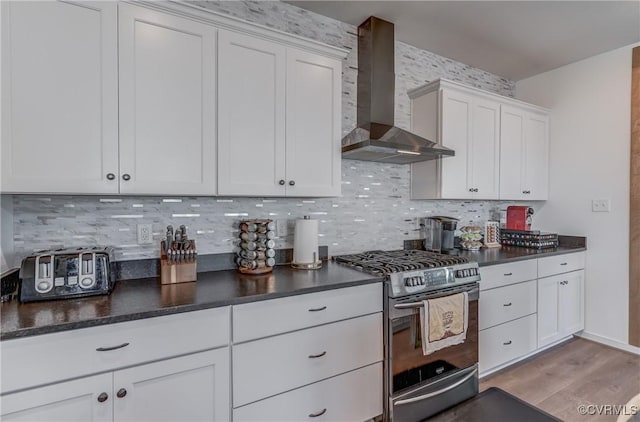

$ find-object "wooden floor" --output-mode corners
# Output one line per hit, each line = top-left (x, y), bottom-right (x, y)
(480, 338), (640, 421)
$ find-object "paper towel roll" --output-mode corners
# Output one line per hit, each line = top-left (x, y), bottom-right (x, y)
(292, 216), (321, 268)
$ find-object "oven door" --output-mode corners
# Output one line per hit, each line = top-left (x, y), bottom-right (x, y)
(386, 283), (479, 420)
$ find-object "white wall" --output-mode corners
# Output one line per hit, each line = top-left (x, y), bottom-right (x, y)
(516, 43), (638, 345)
(1, 194), (15, 273)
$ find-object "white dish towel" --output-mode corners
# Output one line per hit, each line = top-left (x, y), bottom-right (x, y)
(420, 291), (469, 355)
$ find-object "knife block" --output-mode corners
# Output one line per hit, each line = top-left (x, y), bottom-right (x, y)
(160, 241), (197, 285)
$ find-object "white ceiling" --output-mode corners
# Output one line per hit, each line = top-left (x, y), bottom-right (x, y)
(286, 1), (640, 81)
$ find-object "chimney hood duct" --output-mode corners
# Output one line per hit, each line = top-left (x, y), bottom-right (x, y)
(341, 17), (454, 164)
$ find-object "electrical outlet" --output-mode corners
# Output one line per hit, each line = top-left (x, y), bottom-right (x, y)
(591, 199), (611, 212)
(137, 223), (153, 244)
(276, 220), (288, 237)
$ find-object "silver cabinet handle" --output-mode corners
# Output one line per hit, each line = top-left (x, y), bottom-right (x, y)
(503, 340), (512, 345)
(394, 368), (478, 406)
(116, 388), (127, 398)
(97, 392), (109, 403)
(308, 351), (327, 359)
(279, 179), (285, 185)
(308, 409), (327, 418)
(289, 180), (295, 186)
(503, 302), (512, 307)
(122, 174), (131, 181)
(308, 306), (327, 312)
(560, 262), (568, 266)
(96, 342), (130, 352)
(503, 272), (513, 276)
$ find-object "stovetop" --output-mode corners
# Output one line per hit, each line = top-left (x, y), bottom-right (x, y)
(333, 249), (469, 277)
(333, 249), (480, 298)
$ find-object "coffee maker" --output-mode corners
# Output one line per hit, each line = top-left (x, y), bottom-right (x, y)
(420, 216), (460, 255)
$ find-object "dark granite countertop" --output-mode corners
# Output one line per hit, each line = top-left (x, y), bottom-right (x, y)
(0, 262), (382, 341)
(456, 245), (586, 267)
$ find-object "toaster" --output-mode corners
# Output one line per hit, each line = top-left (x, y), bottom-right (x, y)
(19, 246), (116, 302)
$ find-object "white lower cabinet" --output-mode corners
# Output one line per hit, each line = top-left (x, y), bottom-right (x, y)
(479, 252), (586, 376)
(479, 314), (537, 373)
(232, 282), (384, 421)
(1, 349), (230, 422)
(537, 270), (585, 348)
(233, 362), (383, 422)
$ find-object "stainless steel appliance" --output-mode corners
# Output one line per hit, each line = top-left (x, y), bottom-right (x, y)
(420, 216), (459, 255)
(19, 246), (116, 302)
(341, 17), (455, 164)
(334, 249), (480, 421)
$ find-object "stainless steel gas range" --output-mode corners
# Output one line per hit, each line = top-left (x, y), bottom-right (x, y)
(334, 250), (481, 421)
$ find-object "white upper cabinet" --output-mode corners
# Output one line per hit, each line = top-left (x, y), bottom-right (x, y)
(500, 105), (549, 200)
(409, 79), (549, 201)
(217, 30), (287, 196)
(1, 1), (119, 194)
(285, 48), (342, 197)
(118, 3), (217, 195)
(2, 1), (345, 197)
(218, 32), (344, 197)
(410, 82), (501, 200)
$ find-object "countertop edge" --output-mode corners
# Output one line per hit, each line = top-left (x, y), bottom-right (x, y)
(475, 247), (587, 267)
(0, 276), (383, 341)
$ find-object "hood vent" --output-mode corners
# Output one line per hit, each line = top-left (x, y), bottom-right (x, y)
(341, 17), (454, 164)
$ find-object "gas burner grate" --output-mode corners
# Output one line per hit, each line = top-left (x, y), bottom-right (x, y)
(333, 250), (469, 277)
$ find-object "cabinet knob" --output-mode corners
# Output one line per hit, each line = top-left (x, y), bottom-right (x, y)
(309, 409), (327, 418)
(106, 173), (116, 181)
(289, 180), (295, 186)
(279, 179), (285, 186)
(97, 392), (109, 403)
(122, 174), (131, 181)
(116, 388), (127, 398)
(468, 188), (474, 192)
(473, 188), (478, 192)
(522, 190), (531, 194)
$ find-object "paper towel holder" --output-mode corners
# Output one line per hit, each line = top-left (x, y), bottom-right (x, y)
(291, 216), (322, 270)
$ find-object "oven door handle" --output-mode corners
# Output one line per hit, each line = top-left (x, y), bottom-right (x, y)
(393, 367), (478, 406)
(394, 302), (425, 309)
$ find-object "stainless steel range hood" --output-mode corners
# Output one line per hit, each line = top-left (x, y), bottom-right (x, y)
(341, 17), (454, 164)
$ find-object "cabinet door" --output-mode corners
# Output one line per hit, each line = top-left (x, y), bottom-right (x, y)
(499, 105), (525, 200)
(218, 30), (286, 196)
(1, 373), (112, 422)
(1, 1), (118, 194)
(470, 98), (501, 199)
(523, 112), (549, 200)
(537, 275), (561, 348)
(118, 4), (217, 195)
(285, 49), (342, 197)
(440, 89), (474, 199)
(113, 348), (230, 422)
(560, 270), (585, 336)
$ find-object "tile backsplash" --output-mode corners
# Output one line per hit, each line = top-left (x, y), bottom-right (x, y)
(8, 1), (520, 264)
(11, 162), (521, 262)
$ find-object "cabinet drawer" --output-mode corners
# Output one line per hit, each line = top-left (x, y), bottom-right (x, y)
(538, 252), (585, 278)
(233, 283), (382, 343)
(479, 259), (537, 291)
(479, 314), (537, 373)
(1, 307), (230, 394)
(479, 280), (536, 330)
(233, 312), (382, 407)
(233, 362), (383, 421)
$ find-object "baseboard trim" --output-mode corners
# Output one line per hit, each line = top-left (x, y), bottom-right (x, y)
(577, 331), (640, 355)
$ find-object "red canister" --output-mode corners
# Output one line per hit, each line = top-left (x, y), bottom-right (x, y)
(506, 206), (534, 230)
